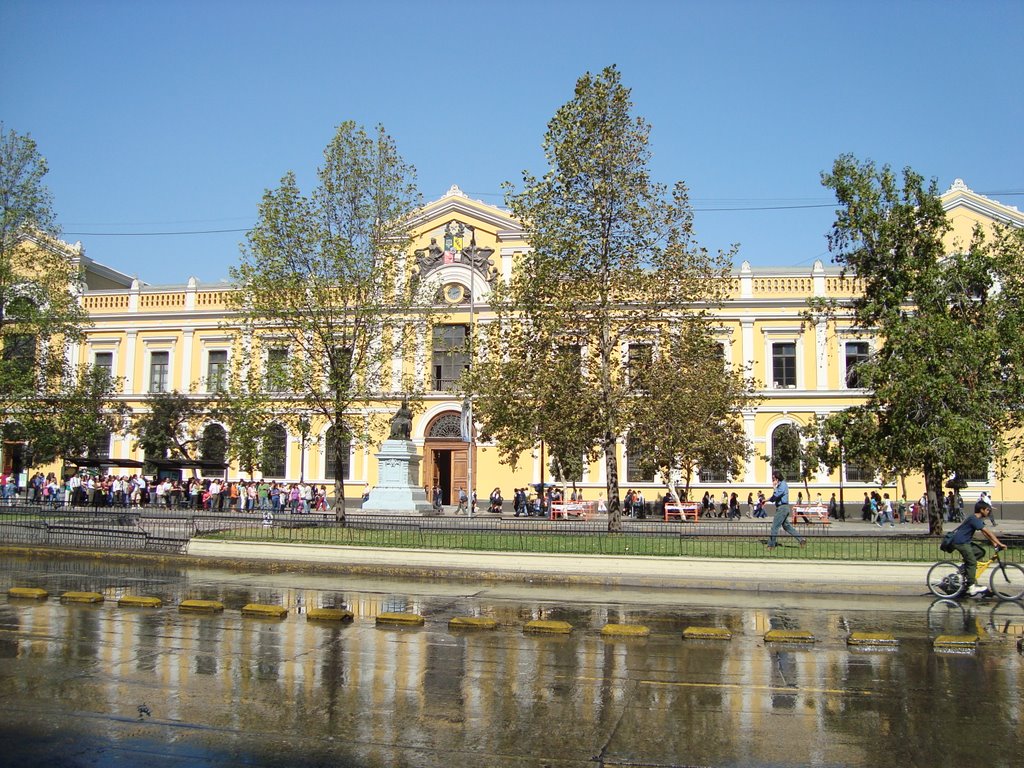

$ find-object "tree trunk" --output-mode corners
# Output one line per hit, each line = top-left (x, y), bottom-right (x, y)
(924, 459), (943, 535)
(838, 442), (846, 520)
(604, 432), (621, 533)
(332, 424), (346, 525)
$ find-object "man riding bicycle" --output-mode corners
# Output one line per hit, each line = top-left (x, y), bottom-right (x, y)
(950, 499), (1007, 596)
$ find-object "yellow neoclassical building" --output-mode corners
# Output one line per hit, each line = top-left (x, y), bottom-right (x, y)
(6, 180), (1023, 512)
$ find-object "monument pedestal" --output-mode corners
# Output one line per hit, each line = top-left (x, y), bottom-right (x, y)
(360, 440), (435, 516)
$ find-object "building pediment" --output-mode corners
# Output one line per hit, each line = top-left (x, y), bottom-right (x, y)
(941, 179), (1024, 227)
(408, 185), (527, 241)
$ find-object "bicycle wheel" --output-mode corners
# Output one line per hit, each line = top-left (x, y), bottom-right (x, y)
(989, 562), (1024, 601)
(927, 560), (966, 598)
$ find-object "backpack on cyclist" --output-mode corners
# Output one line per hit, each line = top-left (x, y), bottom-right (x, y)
(939, 531), (957, 553)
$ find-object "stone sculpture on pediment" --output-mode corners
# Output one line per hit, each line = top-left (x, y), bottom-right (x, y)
(412, 220), (498, 287)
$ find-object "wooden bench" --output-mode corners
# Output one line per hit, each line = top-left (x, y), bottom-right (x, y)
(550, 501), (595, 520)
(791, 504), (831, 524)
(664, 502), (701, 522)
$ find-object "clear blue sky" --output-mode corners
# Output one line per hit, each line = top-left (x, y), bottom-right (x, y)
(2, 0), (1021, 284)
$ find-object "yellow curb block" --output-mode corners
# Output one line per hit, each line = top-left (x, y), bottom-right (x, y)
(8, 587), (49, 600)
(376, 612), (425, 626)
(241, 603), (287, 619)
(60, 591), (104, 604)
(848, 631), (898, 646)
(765, 629), (816, 643)
(601, 623), (650, 638)
(524, 620), (573, 635)
(179, 599), (225, 613)
(449, 616), (498, 631)
(683, 626), (732, 640)
(118, 595), (162, 608)
(934, 634), (978, 649)
(307, 608), (354, 623)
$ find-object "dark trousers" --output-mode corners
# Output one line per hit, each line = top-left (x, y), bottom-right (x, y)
(954, 541), (986, 587)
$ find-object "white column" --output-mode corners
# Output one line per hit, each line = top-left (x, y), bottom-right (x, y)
(124, 331), (137, 394)
(740, 261), (753, 299)
(741, 319), (755, 374)
(812, 259), (826, 296)
(415, 321), (428, 390)
(743, 411), (757, 485)
(181, 328), (195, 391)
(500, 248), (516, 283)
(391, 323), (405, 392)
(814, 318), (828, 391)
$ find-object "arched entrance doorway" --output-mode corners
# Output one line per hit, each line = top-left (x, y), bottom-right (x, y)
(421, 412), (474, 506)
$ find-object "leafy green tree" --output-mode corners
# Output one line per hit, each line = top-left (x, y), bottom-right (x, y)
(20, 367), (130, 468)
(800, 409), (879, 519)
(131, 390), (210, 468)
(1, 125), (126, 474)
(229, 121), (424, 521)
(628, 331), (759, 501)
(469, 67), (732, 531)
(821, 155), (1024, 533)
(210, 343), (283, 478)
(768, 423), (806, 490)
(1, 124), (89, 413)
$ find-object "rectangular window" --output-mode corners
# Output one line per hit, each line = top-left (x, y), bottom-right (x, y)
(844, 461), (873, 483)
(628, 343), (652, 392)
(207, 350), (228, 391)
(432, 325), (468, 392)
(3, 334), (36, 377)
(699, 466), (727, 484)
(328, 346), (353, 391)
(265, 347), (288, 392)
(626, 435), (655, 483)
(772, 342), (797, 388)
(958, 462), (989, 484)
(325, 435), (351, 481)
(89, 429), (112, 460)
(93, 351), (114, 378)
(149, 351), (169, 393)
(845, 342), (870, 388)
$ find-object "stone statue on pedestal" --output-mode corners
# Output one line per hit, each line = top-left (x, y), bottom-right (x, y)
(360, 395), (435, 516)
(388, 397), (413, 441)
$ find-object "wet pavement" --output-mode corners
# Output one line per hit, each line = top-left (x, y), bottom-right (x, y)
(0, 554), (1021, 767)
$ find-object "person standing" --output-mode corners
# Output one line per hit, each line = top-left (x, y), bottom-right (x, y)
(877, 493), (895, 527)
(766, 470), (806, 549)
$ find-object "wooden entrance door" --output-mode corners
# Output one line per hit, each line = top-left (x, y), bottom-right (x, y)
(422, 440), (469, 505)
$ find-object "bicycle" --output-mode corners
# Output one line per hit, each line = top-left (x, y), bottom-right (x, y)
(927, 548), (1024, 600)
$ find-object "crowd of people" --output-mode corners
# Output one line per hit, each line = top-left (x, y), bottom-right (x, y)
(5, 471), (331, 513)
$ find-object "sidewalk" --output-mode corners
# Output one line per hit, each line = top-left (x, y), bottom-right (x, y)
(183, 538), (944, 597)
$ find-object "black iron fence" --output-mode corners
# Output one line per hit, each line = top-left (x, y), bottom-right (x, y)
(2, 500), (1021, 562)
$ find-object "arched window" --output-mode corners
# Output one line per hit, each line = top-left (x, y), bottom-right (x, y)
(324, 426), (351, 481)
(770, 424), (801, 481)
(427, 413), (463, 439)
(201, 424), (227, 465)
(261, 424), (287, 478)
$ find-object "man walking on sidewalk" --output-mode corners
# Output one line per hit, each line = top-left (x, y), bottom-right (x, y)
(766, 470), (806, 549)
(456, 487), (468, 515)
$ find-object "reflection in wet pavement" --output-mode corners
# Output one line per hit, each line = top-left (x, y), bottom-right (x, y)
(0, 554), (1021, 767)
